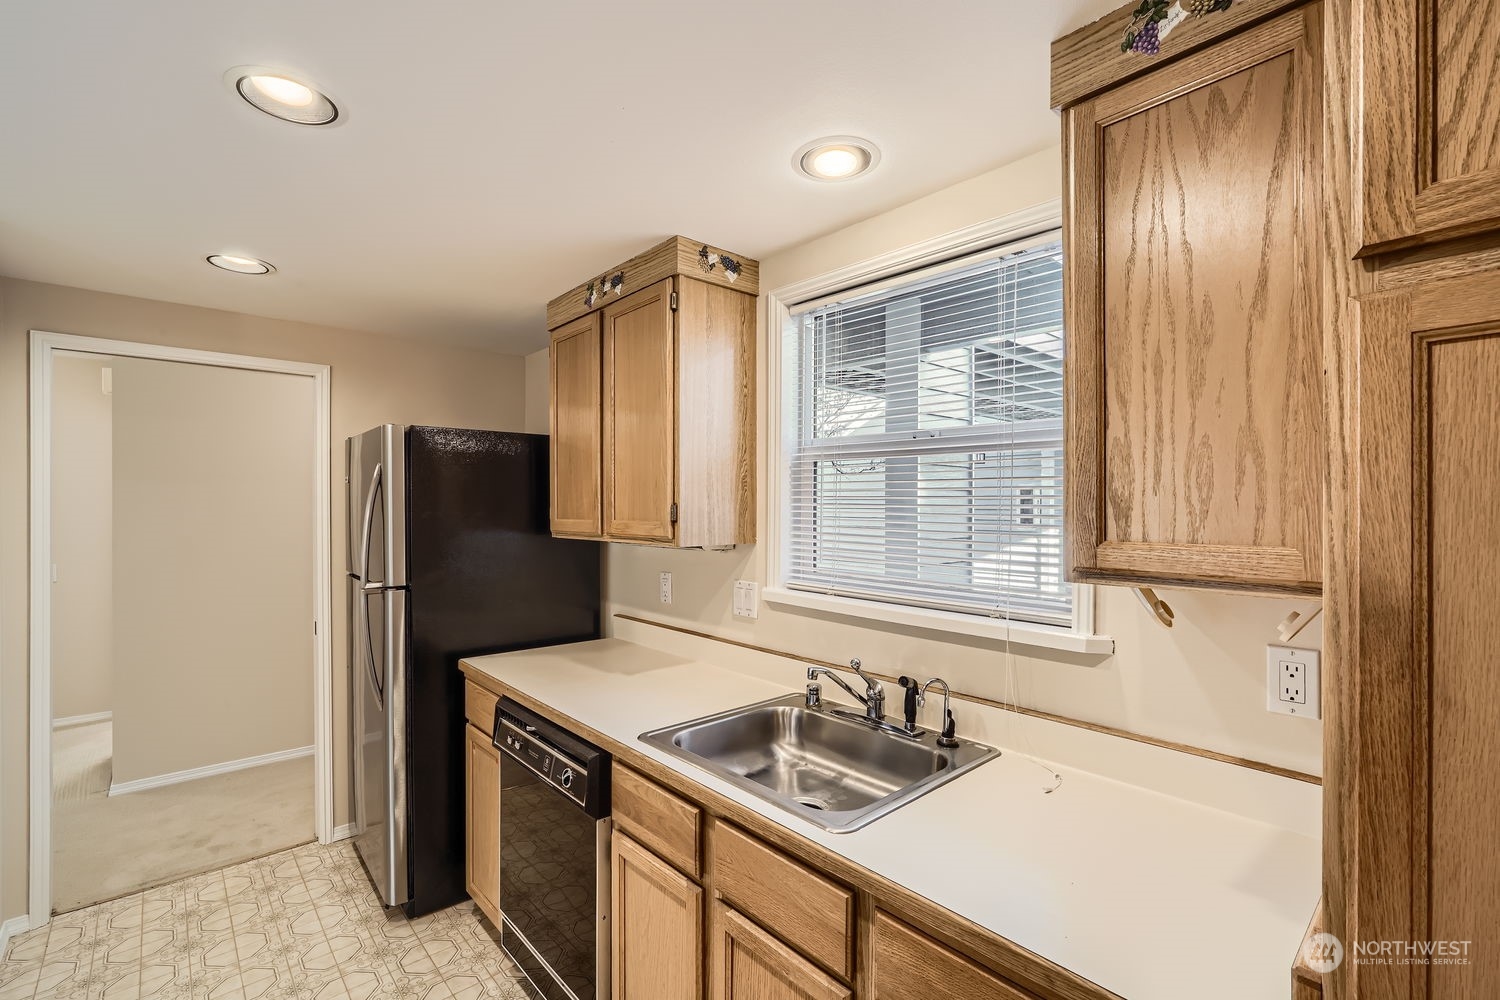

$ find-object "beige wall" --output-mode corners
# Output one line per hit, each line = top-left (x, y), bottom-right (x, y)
(530, 147), (1324, 779)
(109, 357), (314, 784)
(524, 349), (549, 434)
(49, 356), (113, 722)
(0, 276), (528, 921)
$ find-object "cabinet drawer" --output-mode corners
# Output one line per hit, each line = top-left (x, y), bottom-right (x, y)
(464, 679), (499, 730)
(711, 823), (854, 981)
(613, 765), (702, 878)
(870, 911), (1033, 1000)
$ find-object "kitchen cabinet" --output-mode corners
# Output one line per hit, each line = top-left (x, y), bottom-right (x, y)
(549, 313), (603, 537)
(1357, 0), (1500, 254)
(1058, 3), (1325, 594)
(711, 903), (851, 1000)
(460, 667), (1115, 1000)
(1331, 268), (1500, 999)
(545, 236), (757, 548)
(463, 722), (500, 925)
(870, 911), (1033, 1000)
(612, 832), (703, 1000)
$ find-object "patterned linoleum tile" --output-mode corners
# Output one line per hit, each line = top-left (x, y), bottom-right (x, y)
(0, 843), (532, 1000)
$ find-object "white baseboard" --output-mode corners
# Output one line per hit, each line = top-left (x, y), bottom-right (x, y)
(1, 914), (34, 954)
(331, 823), (356, 843)
(108, 744), (313, 797)
(52, 712), (112, 730)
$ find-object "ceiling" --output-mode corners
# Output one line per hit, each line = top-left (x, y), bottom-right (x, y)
(0, 1), (1119, 355)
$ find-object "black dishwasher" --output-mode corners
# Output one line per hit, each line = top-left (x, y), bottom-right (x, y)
(494, 698), (611, 1000)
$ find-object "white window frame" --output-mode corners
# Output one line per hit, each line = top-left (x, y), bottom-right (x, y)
(763, 201), (1112, 656)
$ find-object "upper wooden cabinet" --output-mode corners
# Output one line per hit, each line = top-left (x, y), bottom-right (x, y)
(546, 237), (757, 548)
(1358, 0), (1500, 255)
(550, 314), (603, 537)
(1057, 4), (1325, 595)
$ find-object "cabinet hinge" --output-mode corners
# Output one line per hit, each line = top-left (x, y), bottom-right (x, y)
(669, 291), (679, 311)
(669, 503), (679, 524)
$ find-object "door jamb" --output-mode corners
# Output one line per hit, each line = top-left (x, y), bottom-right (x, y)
(27, 330), (335, 928)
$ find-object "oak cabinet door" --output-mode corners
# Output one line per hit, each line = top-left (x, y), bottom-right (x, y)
(869, 912), (1032, 1000)
(1337, 269), (1500, 1000)
(711, 903), (850, 1000)
(612, 833), (701, 1000)
(463, 723), (500, 925)
(550, 314), (603, 537)
(1064, 4), (1323, 594)
(602, 279), (677, 542)
(1359, 0), (1500, 253)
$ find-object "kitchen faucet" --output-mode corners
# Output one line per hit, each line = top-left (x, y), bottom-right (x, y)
(805, 658), (885, 723)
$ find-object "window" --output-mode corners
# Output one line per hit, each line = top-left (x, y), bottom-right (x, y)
(777, 236), (1072, 628)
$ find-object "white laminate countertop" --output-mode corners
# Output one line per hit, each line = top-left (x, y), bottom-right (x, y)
(463, 635), (1321, 1000)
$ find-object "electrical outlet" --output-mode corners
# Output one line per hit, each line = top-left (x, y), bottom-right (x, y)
(659, 572), (672, 605)
(1266, 645), (1321, 719)
(733, 580), (759, 619)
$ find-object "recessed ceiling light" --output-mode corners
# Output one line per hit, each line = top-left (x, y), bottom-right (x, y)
(794, 136), (880, 182)
(231, 69), (338, 125)
(207, 254), (275, 275)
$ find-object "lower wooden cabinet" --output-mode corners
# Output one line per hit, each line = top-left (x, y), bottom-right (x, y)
(612, 833), (702, 1000)
(870, 911), (1032, 1000)
(463, 723), (500, 925)
(712, 903), (851, 1000)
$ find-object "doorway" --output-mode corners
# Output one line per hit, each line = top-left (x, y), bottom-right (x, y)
(29, 332), (333, 922)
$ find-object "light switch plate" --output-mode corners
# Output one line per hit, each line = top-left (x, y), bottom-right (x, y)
(733, 580), (759, 619)
(1267, 645), (1320, 719)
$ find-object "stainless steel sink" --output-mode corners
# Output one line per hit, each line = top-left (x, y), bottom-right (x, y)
(640, 694), (998, 833)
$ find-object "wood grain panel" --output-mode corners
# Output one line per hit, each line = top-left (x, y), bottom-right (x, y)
(711, 903), (852, 1000)
(549, 314), (603, 537)
(612, 832), (703, 1000)
(1066, 6), (1324, 593)
(712, 822), (855, 981)
(870, 911), (1033, 1000)
(675, 277), (756, 547)
(463, 679), (499, 730)
(1051, 0), (1306, 109)
(613, 764), (702, 879)
(547, 236), (760, 331)
(1425, 330), (1500, 998)
(1358, 0), (1500, 253)
(602, 279), (676, 542)
(1343, 270), (1500, 1000)
(463, 724), (500, 925)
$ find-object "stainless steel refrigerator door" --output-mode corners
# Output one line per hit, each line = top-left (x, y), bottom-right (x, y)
(348, 424), (407, 586)
(352, 581), (410, 908)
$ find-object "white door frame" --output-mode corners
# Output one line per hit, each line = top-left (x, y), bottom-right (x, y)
(27, 330), (335, 927)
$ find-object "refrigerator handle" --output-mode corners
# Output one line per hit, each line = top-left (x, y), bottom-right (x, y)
(365, 590), (385, 710)
(358, 462), (383, 586)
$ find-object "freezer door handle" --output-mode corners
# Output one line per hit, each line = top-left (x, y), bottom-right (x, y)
(358, 462), (383, 586)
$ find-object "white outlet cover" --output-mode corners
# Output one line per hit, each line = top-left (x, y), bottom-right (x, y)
(1266, 644), (1321, 719)
(659, 572), (672, 605)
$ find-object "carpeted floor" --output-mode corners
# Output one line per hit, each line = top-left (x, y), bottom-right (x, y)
(51, 722), (314, 914)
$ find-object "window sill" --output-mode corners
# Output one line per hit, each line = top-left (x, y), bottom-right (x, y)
(761, 587), (1115, 656)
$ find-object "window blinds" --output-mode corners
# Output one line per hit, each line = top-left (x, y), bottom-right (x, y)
(782, 237), (1071, 626)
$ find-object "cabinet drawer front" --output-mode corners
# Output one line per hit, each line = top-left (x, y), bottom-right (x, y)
(710, 823), (854, 981)
(870, 912), (1032, 1000)
(464, 680), (499, 731)
(613, 765), (701, 878)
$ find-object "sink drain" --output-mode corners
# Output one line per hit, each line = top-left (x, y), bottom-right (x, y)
(792, 796), (828, 811)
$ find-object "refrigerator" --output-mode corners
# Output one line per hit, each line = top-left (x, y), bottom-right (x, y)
(347, 425), (601, 916)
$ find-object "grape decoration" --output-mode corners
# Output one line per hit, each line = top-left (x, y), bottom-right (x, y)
(1121, 0), (1235, 55)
